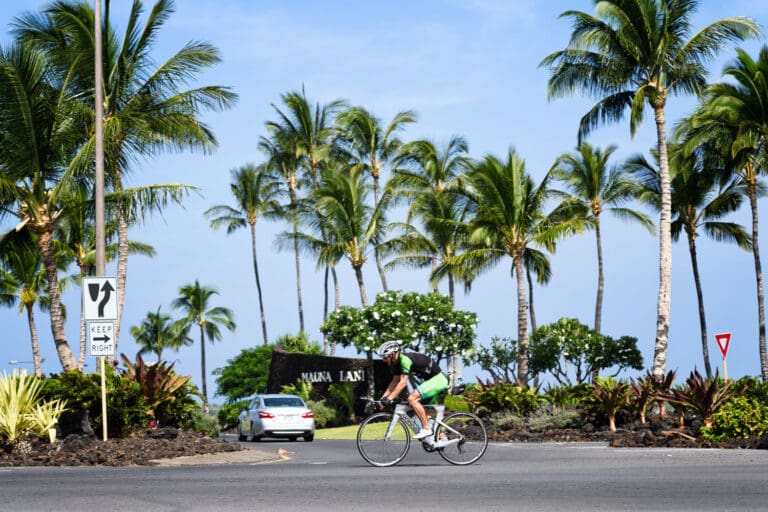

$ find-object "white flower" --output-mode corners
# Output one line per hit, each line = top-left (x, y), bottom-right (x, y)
(391, 310), (401, 317)
(420, 315), (428, 321)
(372, 312), (380, 320)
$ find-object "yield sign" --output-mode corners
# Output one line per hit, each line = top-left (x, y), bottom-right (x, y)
(715, 333), (731, 358)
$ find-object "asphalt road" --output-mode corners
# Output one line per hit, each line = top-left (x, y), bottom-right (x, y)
(2, 439), (768, 511)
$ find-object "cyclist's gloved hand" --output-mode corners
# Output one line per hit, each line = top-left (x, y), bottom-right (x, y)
(380, 396), (392, 407)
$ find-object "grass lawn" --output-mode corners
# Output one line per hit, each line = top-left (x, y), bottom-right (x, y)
(314, 425), (358, 440)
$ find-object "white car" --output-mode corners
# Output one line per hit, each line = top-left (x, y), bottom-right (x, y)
(237, 394), (315, 442)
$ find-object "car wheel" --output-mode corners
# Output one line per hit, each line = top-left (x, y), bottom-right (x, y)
(237, 425), (247, 442)
(304, 434), (314, 442)
(250, 426), (261, 442)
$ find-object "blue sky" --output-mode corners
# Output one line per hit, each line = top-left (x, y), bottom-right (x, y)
(2, 1), (768, 397)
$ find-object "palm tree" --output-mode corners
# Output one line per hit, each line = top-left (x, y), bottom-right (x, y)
(130, 306), (193, 361)
(0, 235), (50, 377)
(551, 143), (654, 333)
(336, 106), (417, 290)
(205, 164), (282, 345)
(683, 46), (768, 380)
(172, 281), (236, 413)
(56, 193), (156, 370)
(15, 0), (238, 351)
(265, 88), (345, 333)
(258, 130), (307, 334)
(629, 144), (752, 378)
(0, 41), (87, 371)
(438, 149), (582, 385)
(541, 0), (759, 379)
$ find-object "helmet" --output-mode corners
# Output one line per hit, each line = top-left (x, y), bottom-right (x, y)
(377, 341), (401, 357)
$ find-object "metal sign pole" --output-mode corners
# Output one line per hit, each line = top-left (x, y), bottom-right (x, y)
(94, 0), (107, 442)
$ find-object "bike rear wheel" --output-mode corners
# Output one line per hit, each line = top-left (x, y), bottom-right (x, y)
(436, 412), (488, 465)
(356, 412), (411, 467)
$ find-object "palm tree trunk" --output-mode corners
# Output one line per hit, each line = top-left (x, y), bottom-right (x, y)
(747, 177), (767, 380)
(114, 195), (128, 353)
(291, 198), (305, 334)
(514, 256), (529, 386)
(79, 262), (87, 370)
(330, 266), (340, 356)
(36, 228), (77, 371)
(527, 267), (540, 389)
(448, 272), (461, 386)
(25, 303), (42, 377)
(323, 266), (329, 354)
(594, 215), (604, 333)
(354, 265), (368, 307)
(250, 223), (269, 345)
(373, 176), (388, 292)
(687, 232), (712, 379)
(199, 322), (208, 414)
(652, 106), (673, 380)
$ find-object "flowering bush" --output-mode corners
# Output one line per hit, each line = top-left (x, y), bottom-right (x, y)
(321, 290), (477, 365)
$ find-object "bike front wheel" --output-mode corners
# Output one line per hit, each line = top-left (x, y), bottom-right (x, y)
(436, 412), (488, 465)
(356, 412), (411, 467)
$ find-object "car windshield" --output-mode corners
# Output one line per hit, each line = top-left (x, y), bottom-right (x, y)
(264, 397), (304, 407)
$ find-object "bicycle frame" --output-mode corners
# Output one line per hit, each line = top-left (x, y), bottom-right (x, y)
(385, 402), (462, 450)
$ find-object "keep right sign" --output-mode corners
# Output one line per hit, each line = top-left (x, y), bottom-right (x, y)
(715, 332), (731, 358)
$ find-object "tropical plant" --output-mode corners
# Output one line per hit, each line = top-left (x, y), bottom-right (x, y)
(27, 398), (68, 440)
(464, 379), (547, 414)
(205, 164), (282, 345)
(265, 87), (345, 334)
(529, 319), (643, 387)
(437, 149), (582, 385)
(15, 0), (238, 349)
(130, 306), (193, 361)
(281, 379), (313, 402)
(661, 370), (738, 428)
(629, 372), (657, 424)
(274, 332), (323, 355)
(0, 39), (88, 371)
(336, 106), (417, 290)
(541, 0), (760, 380)
(627, 144), (751, 378)
(469, 336), (518, 384)
(682, 46), (768, 380)
(0, 370), (45, 442)
(120, 353), (200, 426)
(172, 281), (236, 413)
(0, 234), (54, 376)
(328, 382), (357, 423)
(551, 142), (654, 333)
(213, 345), (273, 403)
(701, 395), (768, 441)
(591, 376), (630, 432)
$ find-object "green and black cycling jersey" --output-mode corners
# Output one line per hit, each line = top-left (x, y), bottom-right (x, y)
(391, 352), (441, 382)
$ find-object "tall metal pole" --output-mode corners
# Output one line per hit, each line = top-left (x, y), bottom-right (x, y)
(94, 0), (108, 442)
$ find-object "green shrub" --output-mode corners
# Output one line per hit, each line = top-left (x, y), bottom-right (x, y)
(217, 400), (248, 430)
(281, 379), (313, 402)
(701, 396), (768, 441)
(465, 381), (547, 414)
(444, 394), (470, 412)
(307, 399), (337, 428)
(491, 411), (525, 429)
(542, 383), (593, 407)
(104, 371), (149, 437)
(182, 409), (220, 437)
(527, 406), (581, 432)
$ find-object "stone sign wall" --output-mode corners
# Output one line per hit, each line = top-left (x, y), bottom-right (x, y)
(267, 347), (391, 414)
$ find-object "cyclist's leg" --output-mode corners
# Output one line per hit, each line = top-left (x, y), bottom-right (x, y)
(409, 373), (448, 433)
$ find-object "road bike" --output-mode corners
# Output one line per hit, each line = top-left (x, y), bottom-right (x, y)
(356, 397), (488, 467)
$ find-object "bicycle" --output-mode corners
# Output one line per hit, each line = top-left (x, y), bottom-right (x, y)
(356, 397), (488, 467)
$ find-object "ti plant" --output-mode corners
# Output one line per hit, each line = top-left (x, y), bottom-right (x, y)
(661, 370), (738, 428)
(629, 372), (658, 424)
(120, 353), (200, 425)
(591, 377), (630, 432)
(649, 370), (677, 417)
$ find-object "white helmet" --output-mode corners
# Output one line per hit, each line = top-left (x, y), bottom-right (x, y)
(377, 341), (401, 357)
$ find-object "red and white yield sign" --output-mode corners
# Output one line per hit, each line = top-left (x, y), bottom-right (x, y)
(715, 332), (732, 358)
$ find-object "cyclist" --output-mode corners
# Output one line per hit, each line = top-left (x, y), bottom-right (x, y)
(377, 340), (448, 440)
